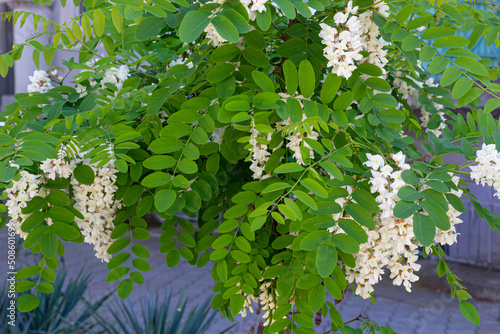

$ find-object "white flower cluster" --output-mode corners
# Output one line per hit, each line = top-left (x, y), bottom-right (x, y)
(237, 275), (281, 326)
(6, 145), (121, 262)
(344, 152), (421, 299)
(418, 79), (447, 138)
(241, 0), (268, 21)
(237, 288), (258, 318)
(277, 120), (318, 166)
(5, 171), (43, 239)
(319, 1), (389, 79)
(75, 60), (130, 99)
(393, 75), (447, 137)
(248, 118), (272, 180)
(204, 23), (227, 47)
(71, 160), (121, 263)
(167, 57), (194, 70)
(276, 93), (318, 165)
(330, 152), (463, 299)
(470, 144), (500, 199)
(27, 70), (62, 94)
(101, 65), (130, 91)
(258, 279), (279, 326)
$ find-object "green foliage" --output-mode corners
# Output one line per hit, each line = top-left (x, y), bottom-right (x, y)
(1, 0), (499, 332)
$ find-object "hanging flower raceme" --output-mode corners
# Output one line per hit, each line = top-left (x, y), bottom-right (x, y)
(470, 143), (500, 198)
(330, 152), (463, 299)
(5, 145), (121, 262)
(319, 1), (389, 79)
(247, 118), (272, 180)
(5, 171), (43, 239)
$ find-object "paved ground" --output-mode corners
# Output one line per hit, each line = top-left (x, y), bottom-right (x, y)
(1, 227), (500, 334)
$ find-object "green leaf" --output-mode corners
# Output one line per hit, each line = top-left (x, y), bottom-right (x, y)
(132, 227), (150, 241)
(232, 191), (257, 204)
(300, 230), (331, 251)
(338, 220), (368, 244)
(365, 78), (391, 92)
(143, 155), (176, 170)
(73, 164), (95, 185)
(397, 186), (421, 201)
(93, 9), (105, 36)
(47, 191), (69, 206)
(212, 15), (239, 43)
(378, 109), (405, 124)
(298, 60), (314, 98)
(211, 44), (240, 62)
(440, 67), (461, 87)
(356, 63), (382, 77)
(147, 88), (170, 115)
(334, 91), (354, 111)
(50, 222), (80, 240)
(420, 200), (451, 230)
(396, 3), (414, 24)
(412, 213), (436, 247)
(425, 180), (449, 193)
(459, 302), (480, 325)
(141, 172), (171, 188)
(117, 279), (134, 299)
(15, 266), (41, 280)
(37, 282), (54, 294)
(457, 87), (482, 108)
(135, 16), (167, 41)
(454, 57), (488, 76)
(274, 0), (296, 19)
(278, 204), (296, 220)
(179, 11), (211, 43)
(155, 189), (177, 212)
(420, 44), (437, 62)
(428, 56), (449, 74)
(292, 190), (318, 210)
(351, 189), (379, 213)
(308, 285), (325, 312)
(108, 237), (131, 254)
(40, 233), (58, 258)
(401, 170), (419, 185)
(15, 280), (36, 293)
(441, 4), (465, 25)
(316, 243), (337, 278)
(393, 200), (420, 219)
(21, 212), (46, 233)
(484, 99), (500, 113)
(344, 203), (376, 228)
(331, 234), (359, 254)
(433, 36), (468, 48)
(319, 161), (343, 180)
(262, 182), (290, 194)
(446, 193), (465, 212)
(252, 70), (274, 92)
(320, 73), (342, 104)
(230, 294), (246, 315)
(132, 258), (152, 272)
(452, 77), (474, 100)
(242, 46), (269, 68)
(422, 27), (455, 40)
(244, 30), (265, 50)
(274, 162), (303, 173)
(301, 179), (328, 198)
(178, 158), (198, 174)
(283, 60), (298, 95)
(17, 294), (40, 312)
